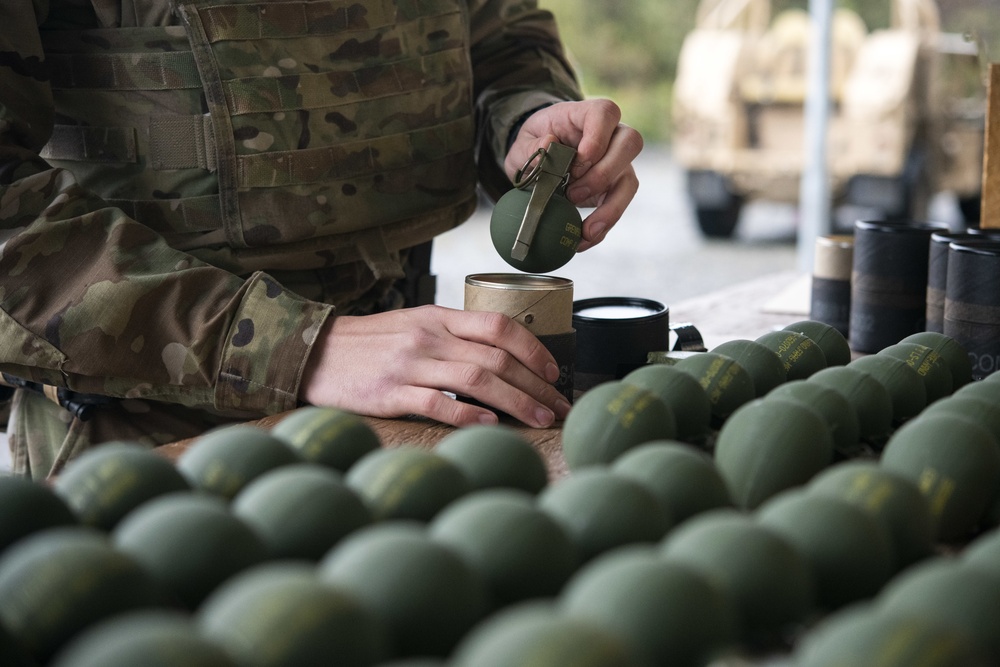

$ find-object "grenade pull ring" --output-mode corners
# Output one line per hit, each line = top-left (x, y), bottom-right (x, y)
(509, 141), (576, 262)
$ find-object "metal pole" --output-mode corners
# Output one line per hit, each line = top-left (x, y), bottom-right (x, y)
(798, 0), (835, 273)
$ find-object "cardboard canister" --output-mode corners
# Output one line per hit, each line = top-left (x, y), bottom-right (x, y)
(810, 235), (854, 337)
(465, 273), (575, 401)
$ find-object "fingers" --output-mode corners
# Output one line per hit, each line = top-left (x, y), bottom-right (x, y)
(567, 119), (644, 204)
(575, 165), (640, 252)
(301, 307), (571, 430)
(402, 353), (568, 429)
(439, 309), (559, 383)
(505, 100), (643, 251)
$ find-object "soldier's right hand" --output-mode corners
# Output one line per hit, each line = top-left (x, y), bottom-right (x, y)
(298, 305), (572, 429)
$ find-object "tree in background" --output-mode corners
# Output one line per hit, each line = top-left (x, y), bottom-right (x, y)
(542, 0), (995, 143)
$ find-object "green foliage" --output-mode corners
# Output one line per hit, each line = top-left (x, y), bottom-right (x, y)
(540, 0), (997, 143)
(541, 0), (699, 141)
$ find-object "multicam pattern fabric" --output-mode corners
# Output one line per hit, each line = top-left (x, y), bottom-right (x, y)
(0, 0), (581, 477)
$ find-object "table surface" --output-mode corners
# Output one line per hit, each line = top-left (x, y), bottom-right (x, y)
(157, 270), (810, 480)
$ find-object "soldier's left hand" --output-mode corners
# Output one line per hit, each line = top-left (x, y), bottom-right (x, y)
(505, 99), (643, 252)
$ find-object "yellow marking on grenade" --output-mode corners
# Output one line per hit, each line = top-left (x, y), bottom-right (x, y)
(621, 393), (655, 429)
(918, 467), (954, 519)
(864, 481), (894, 511)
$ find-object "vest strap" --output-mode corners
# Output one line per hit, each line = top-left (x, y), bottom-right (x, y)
(46, 51), (202, 91)
(39, 126), (137, 163)
(236, 116), (473, 187)
(149, 115), (218, 171)
(355, 228), (407, 280)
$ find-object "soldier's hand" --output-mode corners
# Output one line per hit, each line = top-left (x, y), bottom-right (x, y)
(505, 99), (643, 252)
(299, 306), (572, 429)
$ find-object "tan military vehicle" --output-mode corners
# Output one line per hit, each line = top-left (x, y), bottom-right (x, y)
(672, 0), (985, 237)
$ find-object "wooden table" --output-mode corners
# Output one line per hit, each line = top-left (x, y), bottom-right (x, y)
(157, 270), (809, 480)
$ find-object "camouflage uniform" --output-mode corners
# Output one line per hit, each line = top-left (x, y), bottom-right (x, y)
(0, 0), (581, 478)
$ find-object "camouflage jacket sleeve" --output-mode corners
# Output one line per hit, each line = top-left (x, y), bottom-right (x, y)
(468, 0), (584, 199)
(0, 0), (333, 417)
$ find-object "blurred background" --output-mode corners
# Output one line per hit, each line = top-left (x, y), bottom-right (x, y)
(431, 0), (1000, 310)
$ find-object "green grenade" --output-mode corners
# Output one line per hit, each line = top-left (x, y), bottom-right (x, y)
(881, 413), (1000, 542)
(319, 523), (489, 658)
(451, 602), (639, 667)
(877, 558), (1000, 663)
(0, 528), (165, 662)
(612, 442), (733, 524)
(112, 492), (268, 609)
(490, 142), (582, 273)
(767, 380), (861, 458)
(711, 339), (788, 398)
(54, 442), (189, 531)
(232, 464), (372, 561)
(782, 320), (852, 367)
(0, 476), (76, 556)
(757, 490), (894, 609)
(176, 424), (301, 500)
(660, 509), (815, 642)
(673, 352), (756, 423)
(794, 604), (989, 667)
(560, 546), (738, 667)
(50, 611), (239, 667)
(808, 365), (894, 442)
(962, 527), (1000, 580)
(714, 398), (834, 510)
(561, 381), (677, 470)
(199, 563), (388, 667)
(345, 446), (471, 522)
(755, 329), (827, 380)
(537, 468), (672, 563)
(899, 331), (973, 389)
(429, 489), (578, 606)
(621, 364), (713, 442)
(270, 406), (380, 472)
(435, 425), (549, 494)
(849, 354), (928, 422)
(879, 342), (954, 404)
(808, 461), (934, 570)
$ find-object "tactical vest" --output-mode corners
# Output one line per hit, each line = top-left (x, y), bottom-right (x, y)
(38, 0), (479, 280)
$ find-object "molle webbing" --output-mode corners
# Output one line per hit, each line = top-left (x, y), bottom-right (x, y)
(38, 0), (478, 277)
(238, 117), (472, 188)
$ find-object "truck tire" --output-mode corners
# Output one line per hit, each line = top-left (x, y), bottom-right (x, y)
(687, 170), (744, 238)
(694, 202), (743, 238)
(958, 196), (981, 227)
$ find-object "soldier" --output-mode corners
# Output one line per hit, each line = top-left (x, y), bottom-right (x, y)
(0, 0), (642, 478)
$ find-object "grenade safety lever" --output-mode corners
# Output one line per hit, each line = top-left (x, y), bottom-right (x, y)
(509, 142), (577, 261)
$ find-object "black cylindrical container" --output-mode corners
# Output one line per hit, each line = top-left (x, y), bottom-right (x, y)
(572, 297), (670, 392)
(927, 231), (1000, 333)
(849, 220), (945, 353)
(944, 240), (1000, 380)
(810, 235), (853, 337)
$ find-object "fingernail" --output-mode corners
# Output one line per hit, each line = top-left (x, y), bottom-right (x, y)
(534, 407), (555, 428)
(590, 223), (607, 241)
(555, 399), (572, 420)
(478, 412), (498, 426)
(545, 362), (560, 383)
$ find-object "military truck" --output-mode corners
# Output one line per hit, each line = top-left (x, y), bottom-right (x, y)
(672, 0), (986, 237)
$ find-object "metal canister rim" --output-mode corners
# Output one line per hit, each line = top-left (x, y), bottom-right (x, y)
(465, 273), (573, 291)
